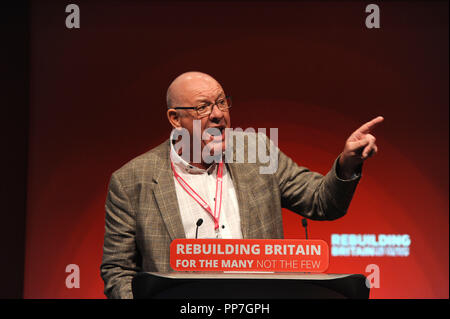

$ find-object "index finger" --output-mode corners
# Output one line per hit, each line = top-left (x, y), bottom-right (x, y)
(357, 116), (384, 134)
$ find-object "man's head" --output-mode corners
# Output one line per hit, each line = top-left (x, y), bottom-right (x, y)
(166, 71), (231, 165)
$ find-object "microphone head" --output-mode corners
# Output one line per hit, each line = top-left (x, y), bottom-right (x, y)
(301, 218), (308, 227)
(196, 218), (203, 227)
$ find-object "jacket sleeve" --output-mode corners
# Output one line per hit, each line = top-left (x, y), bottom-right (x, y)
(100, 172), (141, 299)
(273, 139), (361, 221)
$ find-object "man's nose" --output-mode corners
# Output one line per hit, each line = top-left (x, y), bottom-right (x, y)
(209, 104), (224, 120)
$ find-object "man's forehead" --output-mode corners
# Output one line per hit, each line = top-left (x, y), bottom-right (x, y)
(190, 86), (224, 101)
(167, 72), (225, 105)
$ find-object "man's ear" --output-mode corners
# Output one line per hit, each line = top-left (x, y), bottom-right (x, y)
(167, 109), (181, 128)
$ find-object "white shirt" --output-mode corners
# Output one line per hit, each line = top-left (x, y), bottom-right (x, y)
(170, 142), (243, 239)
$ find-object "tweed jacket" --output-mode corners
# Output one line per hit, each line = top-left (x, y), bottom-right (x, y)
(100, 133), (361, 298)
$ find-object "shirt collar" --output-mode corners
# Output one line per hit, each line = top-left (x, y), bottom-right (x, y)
(170, 130), (217, 175)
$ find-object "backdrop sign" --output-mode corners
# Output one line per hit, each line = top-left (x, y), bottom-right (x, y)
(170, 239), (329, 272)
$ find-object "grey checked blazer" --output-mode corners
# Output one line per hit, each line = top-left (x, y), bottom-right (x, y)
(100, 133), (361, 298)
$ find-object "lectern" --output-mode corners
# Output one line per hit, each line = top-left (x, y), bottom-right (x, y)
(132, 272), (370, 299)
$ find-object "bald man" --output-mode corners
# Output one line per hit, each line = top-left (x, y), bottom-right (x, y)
(166, 72), (231, 164)
(100, 71), (383, 299)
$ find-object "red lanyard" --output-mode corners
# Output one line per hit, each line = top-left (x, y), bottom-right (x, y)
(171, 161), (224, 230)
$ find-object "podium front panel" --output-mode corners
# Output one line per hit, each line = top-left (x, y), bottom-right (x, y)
(132, 272), (370, 299)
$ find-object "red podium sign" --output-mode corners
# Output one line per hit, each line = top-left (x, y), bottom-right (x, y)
(170, 239), (329, 272)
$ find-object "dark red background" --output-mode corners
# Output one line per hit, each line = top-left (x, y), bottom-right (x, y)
(24, 1), (448, 298)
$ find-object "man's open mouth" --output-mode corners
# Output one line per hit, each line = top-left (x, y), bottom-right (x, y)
(204, 126), (226, 142)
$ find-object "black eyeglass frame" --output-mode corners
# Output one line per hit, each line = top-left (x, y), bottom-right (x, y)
(168, 96), (232, 117)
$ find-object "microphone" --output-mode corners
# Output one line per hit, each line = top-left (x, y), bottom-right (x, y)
(301, 218), (308, 240)
(195, 218), (203, 239)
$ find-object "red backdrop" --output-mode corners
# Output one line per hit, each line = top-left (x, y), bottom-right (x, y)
(24, 1), (448, 298)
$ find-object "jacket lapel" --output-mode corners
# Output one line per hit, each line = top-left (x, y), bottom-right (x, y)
(227, 162), (260, 239)
(152, 140), (186, 240)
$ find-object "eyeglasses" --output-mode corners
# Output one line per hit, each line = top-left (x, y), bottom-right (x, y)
(169, 96), (232, 118)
